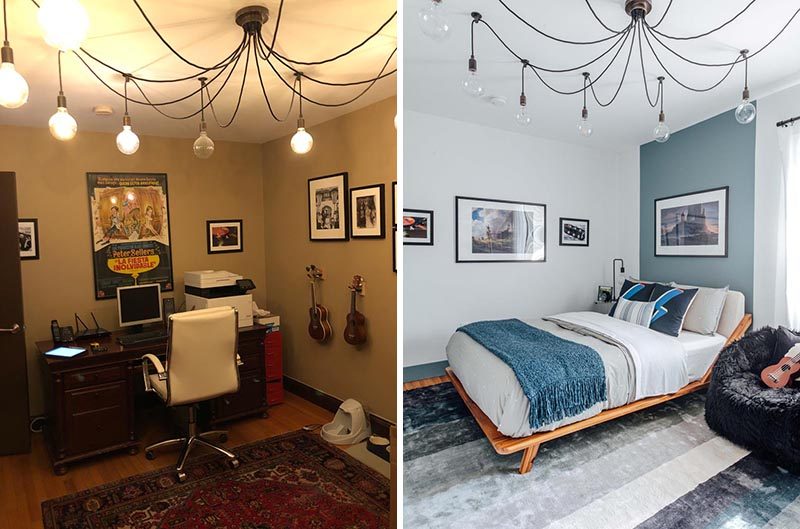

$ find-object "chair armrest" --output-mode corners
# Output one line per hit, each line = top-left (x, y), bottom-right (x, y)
(141, 353), (167, 393)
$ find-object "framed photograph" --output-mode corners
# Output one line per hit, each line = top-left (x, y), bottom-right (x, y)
(207, 219), (243, 253)
(597, 286), (613, 303)
(456, 196), (546, 263)
(18, 218), (39, 260)
(308, 172), (349, 241)
(403, 209), (434, 245)
(392, 226), (398, 273)
(392, 181), (398, 226)
(88, 172), (173, 299)
(655, 186), (728, 257)
(350, 183), (385, 238)
(559, 217), (590, 247)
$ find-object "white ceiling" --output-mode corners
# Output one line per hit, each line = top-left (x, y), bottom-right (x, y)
(0, 0), (397, 143)
(404, 0), (800, 150)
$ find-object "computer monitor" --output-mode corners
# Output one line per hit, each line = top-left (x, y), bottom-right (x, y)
(117, 283), (163, 328)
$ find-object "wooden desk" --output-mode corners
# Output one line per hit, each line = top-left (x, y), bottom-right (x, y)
(37, 325), (272, 475)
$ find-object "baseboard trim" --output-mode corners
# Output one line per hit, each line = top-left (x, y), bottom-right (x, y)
(403, 360), (450, 383)
(283, 376), (393, 439)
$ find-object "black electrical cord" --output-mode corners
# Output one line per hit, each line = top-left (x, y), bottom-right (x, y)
(648, 0), (673, 29)
(650, 0), (758, 41)
(2, 0), (8, 43)
(204, 37), (252, 128)
(584, 0), (628, 35)
(637, 21), (661, 108)
(57, 51), (63, 92)
(260, 0), (284, 62)
(496, 0), (622, 45)
(252, 42), (297, 122)
(590, 21), (637, 107)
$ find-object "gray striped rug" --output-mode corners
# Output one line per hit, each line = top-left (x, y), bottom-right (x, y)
(403, 382), (800, 529)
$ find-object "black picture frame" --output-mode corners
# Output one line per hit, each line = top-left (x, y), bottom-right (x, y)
(455, 196), (547, 263)
(207, 219), (243, 253)
(391, 181), (398, 227)
(654, 186), (729, 258)
(403, 209), (434, 246)
(392, 226), (397, 273)
(350, 183), (386, 239)
(597, 286), (613, 302)
(559, 217), (590, 247)
(18, 218), (39, 260)
(308, 172), (349, 242)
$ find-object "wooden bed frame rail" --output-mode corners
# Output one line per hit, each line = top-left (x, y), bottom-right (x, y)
(446, 313), (753, 475)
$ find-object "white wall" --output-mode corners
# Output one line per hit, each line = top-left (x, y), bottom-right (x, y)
(403, 111), (640, 367)
(753, 84), (800, 329)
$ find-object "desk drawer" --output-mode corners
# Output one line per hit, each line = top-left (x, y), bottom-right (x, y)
(238, 351), (263, 371)
(215, 370), (266, 420)
(65, 382), (126, 414)
(64, 366), (125, 389)
(66, 406), (129, 455)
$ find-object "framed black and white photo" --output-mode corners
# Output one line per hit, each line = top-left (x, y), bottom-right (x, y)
(308, 172), (349, 241)
(350, 183), (385, 239)
(18, 218), (39, 260)
(392, 226), (398, 273)
(655, 186), (728, 257)
(559, 217), (590, 247)
(392, 181), (398, 226)
(455, 196), (546, 263)
(402, 209), (434, 245)
(207, 219), (243, 253)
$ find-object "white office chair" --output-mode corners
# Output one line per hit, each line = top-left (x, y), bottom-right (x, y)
(141, 306), (241, 482)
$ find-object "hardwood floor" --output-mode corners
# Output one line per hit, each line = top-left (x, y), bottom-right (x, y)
(0, 392), (335, 528)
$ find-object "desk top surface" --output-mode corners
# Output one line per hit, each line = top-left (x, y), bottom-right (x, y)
(37, 324), (269, 369)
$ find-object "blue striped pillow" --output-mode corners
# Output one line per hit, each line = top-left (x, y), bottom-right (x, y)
(612, 297), (656, 328)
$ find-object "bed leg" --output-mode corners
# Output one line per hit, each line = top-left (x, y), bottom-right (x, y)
(519, 445), (540, 475)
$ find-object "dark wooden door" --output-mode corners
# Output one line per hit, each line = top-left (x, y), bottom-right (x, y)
(0, 172), (30, 454)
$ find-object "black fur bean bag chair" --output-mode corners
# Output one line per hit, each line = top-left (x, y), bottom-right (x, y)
(705, 327), (800, 472)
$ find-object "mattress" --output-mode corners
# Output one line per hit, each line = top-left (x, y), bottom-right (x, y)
(446, 318), (724, 438)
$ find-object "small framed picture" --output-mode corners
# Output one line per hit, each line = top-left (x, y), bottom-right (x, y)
(597, 286), (613, 303)
(403, 209), (434, 245)
(350, 183), (385, 239)
(309, 172), (349, 241)
(18, 218), (39, 260)
(207, 219), (243, 253)
(559, 218), (590, 247)
(392, 226), (398, 273)
(392, 181), (398, 227)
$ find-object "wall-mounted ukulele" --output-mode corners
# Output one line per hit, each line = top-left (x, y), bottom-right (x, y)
(761, 344), (800, 389)
(344, 275), (367, 345)
(306, 265), (332, 342)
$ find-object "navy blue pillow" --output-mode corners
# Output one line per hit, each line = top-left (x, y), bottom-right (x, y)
(609, 280), (656, 317)
(648, 283), (698, 337)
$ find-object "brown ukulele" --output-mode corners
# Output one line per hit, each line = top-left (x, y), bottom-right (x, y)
(306, 265), (332, 342)
(761, 344), (800, 388)
(344, 275), (367, 345)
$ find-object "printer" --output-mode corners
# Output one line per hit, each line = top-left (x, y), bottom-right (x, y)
(184, 270), (255, 327)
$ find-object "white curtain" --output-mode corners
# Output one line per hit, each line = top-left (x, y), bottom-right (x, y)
(779, 124), (800, 329)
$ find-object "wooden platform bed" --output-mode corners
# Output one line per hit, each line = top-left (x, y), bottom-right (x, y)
(446, 313), (752, 475)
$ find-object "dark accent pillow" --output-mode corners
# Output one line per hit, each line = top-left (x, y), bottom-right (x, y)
(648, 283), (699, 337)
(774, 326), (800, 359)
(609, 280), (656, 317)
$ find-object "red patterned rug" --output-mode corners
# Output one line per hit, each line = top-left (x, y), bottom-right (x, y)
(42, 430), (390, 528)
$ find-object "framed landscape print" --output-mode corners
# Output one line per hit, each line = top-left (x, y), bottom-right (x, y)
(559, 217), (589, 247)
(350, 183), (385, 238)
(308, 172), (349, 241)
(402, 209), (433, 245)
(455, 196), (546, 263)
(655, 186), (728, 257)
(207, 220), (243, 253)
(18, 218), (39, 260)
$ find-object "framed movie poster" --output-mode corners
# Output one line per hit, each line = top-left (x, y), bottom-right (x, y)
(655, 186), (728, 257)
(87, 172), (173, 299)
(559, 217), (589, 247)
(456, 196), (546, 263)
(308, 172), (349, 241)
(18, 218), (39, 260)
(207, 219), (243, 253)
(350, 183), (385, 238)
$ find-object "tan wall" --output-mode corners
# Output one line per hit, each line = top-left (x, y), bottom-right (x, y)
(261, 97), (397, 422)
(0, 125), (265, 416)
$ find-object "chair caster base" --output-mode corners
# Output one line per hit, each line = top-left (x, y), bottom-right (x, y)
(228, 458), (240, 469)
(145, 450), (155, 460)
(177, 471), (187, 483)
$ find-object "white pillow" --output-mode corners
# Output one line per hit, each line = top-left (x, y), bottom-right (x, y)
(670, 283), (729, 335)
(612, 298), (656, 328)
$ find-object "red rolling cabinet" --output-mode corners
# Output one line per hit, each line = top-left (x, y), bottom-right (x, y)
(264, 330), (284, 405)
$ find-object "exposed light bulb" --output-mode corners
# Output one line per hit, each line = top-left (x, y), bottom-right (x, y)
(515, 94), (531, 126)
(116, 117), (140, 155)
(418, 0), (450, 41)
(462, 56), (483, 97)
(193, 130), (215, 159)
(735, 96), (756, 125)
(653, 114), (670, 143)
(37, 0), (90, 51)
(577, 108), (593, 137)
(291, 118), (313, 154)
(48, 103), (77, 141)
(0, 46), (29, 109)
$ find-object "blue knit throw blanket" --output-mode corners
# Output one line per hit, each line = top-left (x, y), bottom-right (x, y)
(458, 319), (607, 430)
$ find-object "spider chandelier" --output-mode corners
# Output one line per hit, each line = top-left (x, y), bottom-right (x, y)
(0, 0), (396, 157)
(419, 0), (800, 143)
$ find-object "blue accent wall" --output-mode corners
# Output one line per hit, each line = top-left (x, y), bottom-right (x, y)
(640, 109), (755, 313)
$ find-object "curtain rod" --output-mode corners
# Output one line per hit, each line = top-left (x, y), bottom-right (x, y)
(777, 116), (800, 127)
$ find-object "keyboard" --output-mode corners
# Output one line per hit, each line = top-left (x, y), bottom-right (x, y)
(118, 330), (169, 346)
